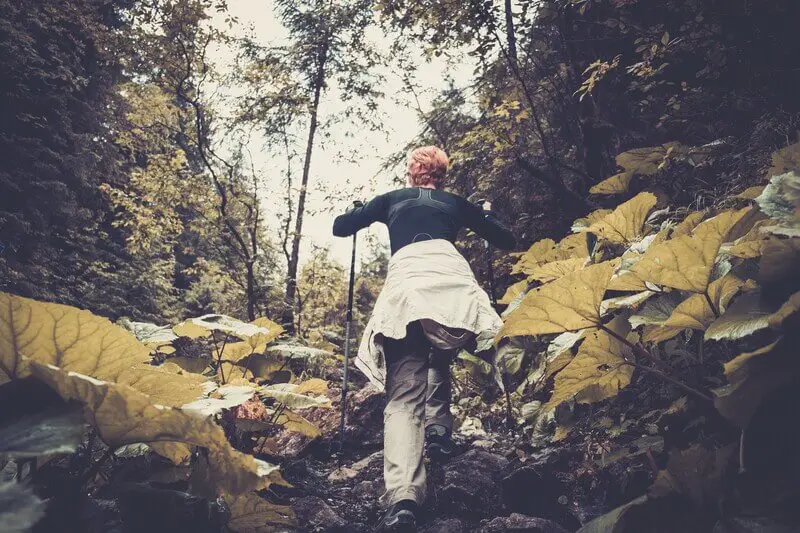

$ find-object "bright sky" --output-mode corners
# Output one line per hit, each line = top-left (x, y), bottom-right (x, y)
(212, 1), (476, 267)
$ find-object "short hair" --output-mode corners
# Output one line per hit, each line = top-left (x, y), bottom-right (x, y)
(407, 146), (449, 188)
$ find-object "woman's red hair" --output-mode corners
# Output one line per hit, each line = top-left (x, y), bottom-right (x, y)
(407, 146), (449, 188)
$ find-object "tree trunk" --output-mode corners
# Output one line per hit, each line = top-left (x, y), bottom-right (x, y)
(246, 260), (256, 321)
(504, 0), (518, 69)
(282, 45), (328, 333)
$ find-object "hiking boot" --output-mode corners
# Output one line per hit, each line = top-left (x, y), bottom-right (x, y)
(425, 424), (459, 462)
(381, 499), (418, 531)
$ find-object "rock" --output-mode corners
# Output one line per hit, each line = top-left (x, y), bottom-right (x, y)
(439, 449), (509, 519)
(353, 480), (379, 499)
(344, 384), (385, 445)
(420, 518), (466, 533)
(478, 513), (571, 533)
(501, 466), (568, 521)
(291, 496), (347, 532)
(328, 467), (359, 483)
(473, 439), (496, 449)
(350, 451), (382, 473)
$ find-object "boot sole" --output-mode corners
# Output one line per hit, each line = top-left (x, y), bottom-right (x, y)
(426, 443), (456, 462)
(383, 510), (416, 532)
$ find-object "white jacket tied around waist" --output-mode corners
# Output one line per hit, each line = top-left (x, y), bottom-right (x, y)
(355, 239), (503, 391)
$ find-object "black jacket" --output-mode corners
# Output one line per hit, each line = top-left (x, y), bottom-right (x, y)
(332, 187), (516, 254)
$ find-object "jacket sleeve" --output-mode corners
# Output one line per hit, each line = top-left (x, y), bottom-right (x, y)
(462, 200), (516, 250)
(332, 193), (388, 237)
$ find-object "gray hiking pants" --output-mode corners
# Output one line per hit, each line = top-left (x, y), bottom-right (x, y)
(382, 321), (461, 505)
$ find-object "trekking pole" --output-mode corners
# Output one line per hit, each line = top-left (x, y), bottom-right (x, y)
(339, 200), (363, 451)
(478, 200), (515, 432)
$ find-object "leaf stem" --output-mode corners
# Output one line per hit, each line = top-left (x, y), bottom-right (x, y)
(704, 291), (720, 318)
(240, 349), (257, 381)
(627, 362), (713, 403)
(599, 325), (671, 373)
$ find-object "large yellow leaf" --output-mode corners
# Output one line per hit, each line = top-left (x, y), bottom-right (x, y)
(767, 141), (800, 178)
(167, 356), (211, 374)
(724, 221), (774, 259)
(572, 209), (613, 231)
(498, 280), (528, 305)
(616, 145), (677, 174)
(704, 289), (799, 341)
(589, 172), (634, 195)
(767, 291), (800, 329)
(295, 378), (329, 396)
(723, 338), (782, 377)
(587, 192), (658, 244)
(115, 365), (207, 406)
(176, 315), (283, 342)
(0, 293), (151, 381)
(512, 235), (590, 277)
(28, 361), (277, 495)
(172, 321), (213, 339)
(641, 325), (685, 344)
(607, 255), (649, 292)
(511, 239), (557, 275)
(247, 318), (284, 348)
(713, 337), (796, 427)
(227, 492), (296, 533)
(260, 384), (332, 409)
(557, 232), (592, 259)
(600, 291), (656, 316)
(528, 257), (588, 283)
(545, 316), (633, 410)
(629, 208), (752, 292)
(662, 275), (751, 331)
(222, 342), (260, 364)
(733, 186), (767, 200)
(671, 211), (706, 238)
(499, 261), (615, 339)
(693, 207), (755, 243)
(759, 237), (800, 284)
(273, 409), (322, 438)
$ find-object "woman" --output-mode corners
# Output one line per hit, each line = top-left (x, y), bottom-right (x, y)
(332, 146), (515, 531)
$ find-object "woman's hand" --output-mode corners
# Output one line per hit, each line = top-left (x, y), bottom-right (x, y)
(345, 200), (364, 214)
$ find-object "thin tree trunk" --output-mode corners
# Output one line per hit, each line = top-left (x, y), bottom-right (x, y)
(504, 0), (518, 69)
(283, 44), (328, 333)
